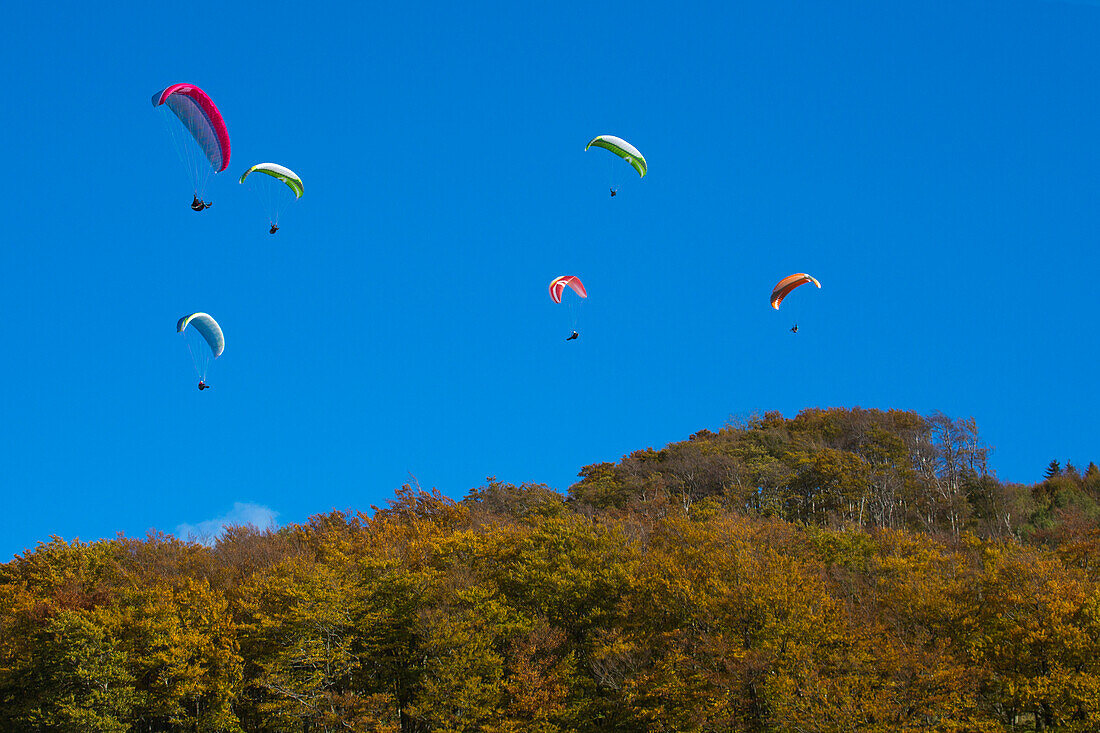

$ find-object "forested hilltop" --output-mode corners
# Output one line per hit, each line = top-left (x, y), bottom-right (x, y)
(3, 408), (1099, 732)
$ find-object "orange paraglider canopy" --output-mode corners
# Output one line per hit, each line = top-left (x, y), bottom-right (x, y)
(770, 273), (820, 310)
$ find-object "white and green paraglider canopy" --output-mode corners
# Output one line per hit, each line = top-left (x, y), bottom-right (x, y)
(176, 312), (224, 358)
(239, 163), (304, 198)
(585, 135), (647, 178)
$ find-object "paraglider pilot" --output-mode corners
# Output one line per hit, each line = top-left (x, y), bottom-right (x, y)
(191, 195), (212, 212)
(197, 381), (210, 390)
(269, 224), (279, 234)
(790, 324), (799, 334)
(609, 188), (618, 197)
(566, 331), (579, 341)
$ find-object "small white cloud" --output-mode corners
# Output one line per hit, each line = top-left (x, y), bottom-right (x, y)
(176, 502), (279, 545)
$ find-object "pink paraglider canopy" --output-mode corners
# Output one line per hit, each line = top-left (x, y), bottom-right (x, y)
(549, 275), (587, 304)
(152, 83), (230, 172)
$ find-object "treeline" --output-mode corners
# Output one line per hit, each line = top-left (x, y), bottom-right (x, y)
(572, 408), (1100, 544)
(1, 409), (1099, 732)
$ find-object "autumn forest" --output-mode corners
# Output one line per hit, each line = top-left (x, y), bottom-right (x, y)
(3, 408), (1099, 732)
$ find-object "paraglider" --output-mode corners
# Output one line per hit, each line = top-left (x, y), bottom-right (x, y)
(550, 276), (587, 340)
(770, 273), (821, 310)
(549, 275), (587, 304)
(152, 84), (230, 209)
(177, 313), (224, 389)
(770, 273), (820, 333)
(239, 163), (303, 233)
(587, 136), (646, 195)
(586, 136), (647, 177)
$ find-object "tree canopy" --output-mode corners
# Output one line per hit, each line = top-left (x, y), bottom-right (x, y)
(2, 407), (1099, 732)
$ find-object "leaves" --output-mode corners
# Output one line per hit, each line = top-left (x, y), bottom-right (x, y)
(2, 410), (1100, 731)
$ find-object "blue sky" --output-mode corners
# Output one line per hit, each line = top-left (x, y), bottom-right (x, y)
(2, 0), (1099, 557)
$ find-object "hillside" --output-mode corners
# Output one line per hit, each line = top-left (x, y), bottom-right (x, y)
(571, 408), (1100, 544)
(2, 408), (1099, 732)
